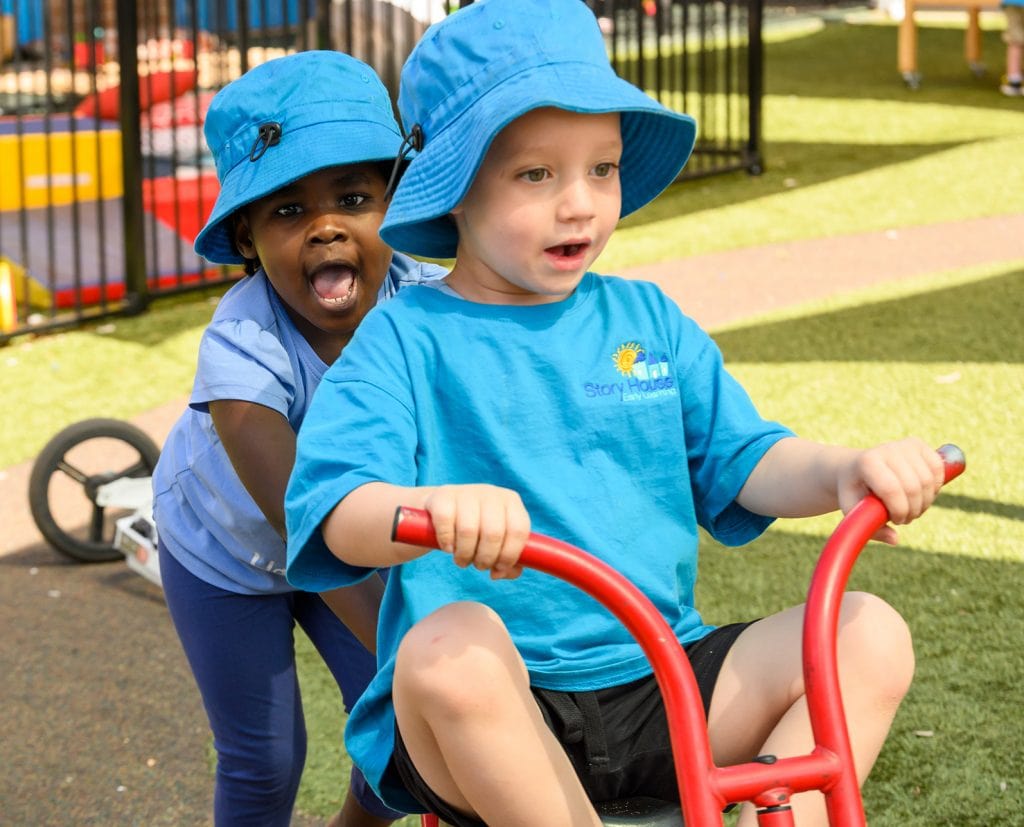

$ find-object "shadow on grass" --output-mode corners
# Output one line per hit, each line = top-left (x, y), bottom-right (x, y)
(615, 19), (1020, 234)
(938, 492), (1024, 522)
(765, 20), (1020, 109)
(620, 138), (968, 232)
(711, 267), (1024, 363)
(697, 527), (1023, 824)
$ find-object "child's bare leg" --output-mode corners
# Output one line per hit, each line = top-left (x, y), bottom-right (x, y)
(1009, 42), (1023, 78)
(393, 601), (602, 827)
(706, 591), (914, 826)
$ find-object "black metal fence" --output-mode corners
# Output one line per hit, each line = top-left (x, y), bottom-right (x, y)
(0, 0), (762, 341)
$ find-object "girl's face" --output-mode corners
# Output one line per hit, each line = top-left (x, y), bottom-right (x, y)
(233, 163), (393, 363)
(447, 108), (622, 305)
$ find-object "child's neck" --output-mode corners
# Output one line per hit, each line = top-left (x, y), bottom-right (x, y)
(282, 304), (352, 365)
(445, 267), (575, 306)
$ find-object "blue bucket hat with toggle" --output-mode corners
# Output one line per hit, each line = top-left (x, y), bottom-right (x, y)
(379, 0), (698, 260)
(194, 50), (405, 265)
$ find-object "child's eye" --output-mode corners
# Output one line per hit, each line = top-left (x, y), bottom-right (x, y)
(274, 203), (302, 217)
(593, 162), (618, 178)
(340, 193), (368, 208)
(521, 168), (549, 183)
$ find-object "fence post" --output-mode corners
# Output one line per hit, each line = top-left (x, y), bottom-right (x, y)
(746, 0), (764, 175)
(115, 0), (148, 313)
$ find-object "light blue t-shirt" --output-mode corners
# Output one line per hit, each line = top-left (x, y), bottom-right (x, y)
(151, 253), (446, 595)
(285, 272), (794, 812)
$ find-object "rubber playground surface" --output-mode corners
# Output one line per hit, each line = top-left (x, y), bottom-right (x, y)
(1, 212), (1022, 825)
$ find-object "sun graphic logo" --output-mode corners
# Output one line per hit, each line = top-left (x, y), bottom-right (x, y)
(612, 342), (644, 376)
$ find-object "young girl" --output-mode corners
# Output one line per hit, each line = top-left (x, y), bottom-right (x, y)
(151, 51), (444, 827)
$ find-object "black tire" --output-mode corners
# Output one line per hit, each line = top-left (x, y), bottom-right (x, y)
(28, 418), (161, 563)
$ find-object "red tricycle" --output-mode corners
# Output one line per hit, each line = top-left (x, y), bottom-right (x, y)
(393, 444), (966, 827)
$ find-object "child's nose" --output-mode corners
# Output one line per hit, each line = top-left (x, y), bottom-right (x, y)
(308, 210), (349, 244)
(557, 178), (597, 222)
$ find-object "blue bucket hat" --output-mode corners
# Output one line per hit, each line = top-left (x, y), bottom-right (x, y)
(194, 50), (404, 264)
(380, 0), (698, 260)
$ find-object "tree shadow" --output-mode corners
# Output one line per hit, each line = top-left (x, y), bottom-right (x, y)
(711, 267), (1024, 363)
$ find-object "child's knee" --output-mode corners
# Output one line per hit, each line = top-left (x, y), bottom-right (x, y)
(840, 591), (915, 701)
(215, 735), (304, 814)
(395, 601), (525, 714)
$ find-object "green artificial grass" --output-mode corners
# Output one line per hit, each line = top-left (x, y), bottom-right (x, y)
(0, 289), (228, 468)
(3, 9), (1022, 824)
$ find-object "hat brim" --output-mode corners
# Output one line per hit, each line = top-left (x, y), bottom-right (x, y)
(195, 118), (404, 265)
(380, 62), (697, 260)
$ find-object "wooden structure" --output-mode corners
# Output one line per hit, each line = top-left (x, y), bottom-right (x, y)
(898, 0), (1003, 87)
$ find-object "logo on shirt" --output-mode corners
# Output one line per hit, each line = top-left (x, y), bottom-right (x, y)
(584, 341), (678, 402)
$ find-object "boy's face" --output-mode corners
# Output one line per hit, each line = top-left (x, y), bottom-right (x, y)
(448, 108), (622, 305)
(233, 163), (393, 361)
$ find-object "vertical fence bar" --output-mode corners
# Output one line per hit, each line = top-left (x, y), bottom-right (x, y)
(746, 0), (763, 173)
(237, 0), (250, 75)
(62, 0), (84, 314)
(116, 0), (147, 312)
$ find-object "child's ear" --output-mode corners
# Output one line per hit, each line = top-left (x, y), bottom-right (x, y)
(232, 213), (257, 259)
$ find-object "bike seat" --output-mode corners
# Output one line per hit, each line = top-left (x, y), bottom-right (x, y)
(597, 797), (681, 826)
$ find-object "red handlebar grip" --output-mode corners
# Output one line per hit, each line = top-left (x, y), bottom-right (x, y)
(392, 506), (438, 546)
(938, 443), (965, 484)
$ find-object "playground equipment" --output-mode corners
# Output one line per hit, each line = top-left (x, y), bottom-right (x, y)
(897, 0), (1002, 88)
(393, 445), (966, 827)
(29, 418), (162, 585)
(0, 68), (218, 315)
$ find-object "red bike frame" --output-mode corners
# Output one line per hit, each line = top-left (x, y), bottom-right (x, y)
(395, 445), (965, 826)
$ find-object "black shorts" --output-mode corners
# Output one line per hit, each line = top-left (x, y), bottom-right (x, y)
(387, 621), (755, 827)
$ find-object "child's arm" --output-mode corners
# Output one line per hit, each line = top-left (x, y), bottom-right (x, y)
(319, 579), (384, 654)
(210, 398), (386, 650)
(210, 399), (295, 538)
(323, 481), (531, 579)
(736, 436), (945, 544)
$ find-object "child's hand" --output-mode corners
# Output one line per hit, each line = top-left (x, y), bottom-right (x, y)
(837, 438), (945, 545)
(423, 484), (531, 580)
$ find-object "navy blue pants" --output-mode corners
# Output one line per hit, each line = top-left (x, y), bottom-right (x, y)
(159, 543), (400, 825)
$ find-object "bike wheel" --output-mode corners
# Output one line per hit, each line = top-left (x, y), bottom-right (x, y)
(28, 418), (161, 563)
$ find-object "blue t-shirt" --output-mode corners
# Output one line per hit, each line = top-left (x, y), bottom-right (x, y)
(285, 272), (794, 812)
(151, 253), (446, 595)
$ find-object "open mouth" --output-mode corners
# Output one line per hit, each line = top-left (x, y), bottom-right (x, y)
(552, 242), (587, 258)
(311, 264), (358, 307)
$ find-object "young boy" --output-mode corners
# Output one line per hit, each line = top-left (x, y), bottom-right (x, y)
(152, 51), (445, 827)
(285, 3), (946, 825)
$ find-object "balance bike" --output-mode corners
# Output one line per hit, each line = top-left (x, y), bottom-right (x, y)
(28, 418), (162, 586)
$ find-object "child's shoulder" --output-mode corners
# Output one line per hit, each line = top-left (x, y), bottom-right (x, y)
(209, 271), (275, 325)
(591, 272), (699, 326)
(389, 252), (448, 288)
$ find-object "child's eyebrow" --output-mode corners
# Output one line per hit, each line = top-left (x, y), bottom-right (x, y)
(330, 171), (376, 187)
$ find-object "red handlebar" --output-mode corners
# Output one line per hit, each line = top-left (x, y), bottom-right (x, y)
(393, 445), (964, 825)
